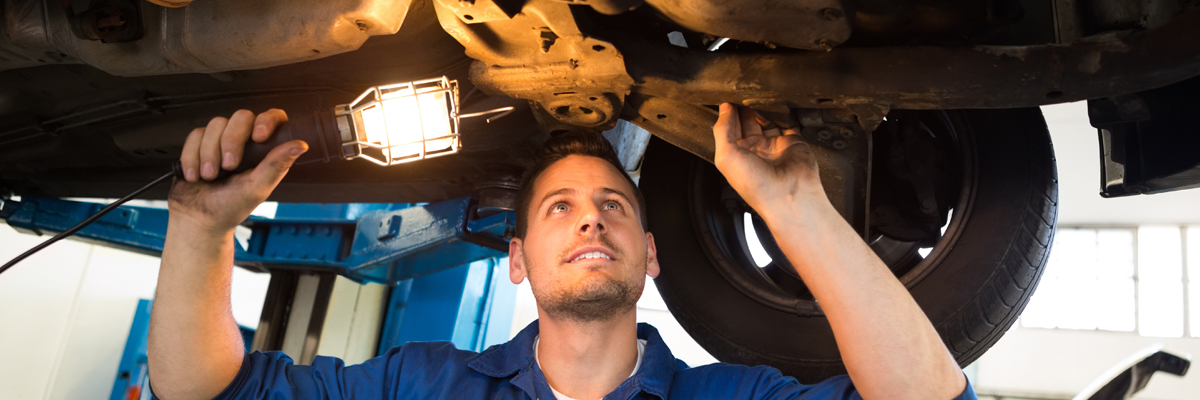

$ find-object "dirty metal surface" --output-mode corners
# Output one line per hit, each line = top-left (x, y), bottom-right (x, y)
(624, 7), (1200, 111)
(644, 0), (851, 51)
(0, 0), (416, 76)
(437, 0), (634, 130)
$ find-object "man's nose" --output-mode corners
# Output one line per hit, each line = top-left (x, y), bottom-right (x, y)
(577, 204), (606, 235)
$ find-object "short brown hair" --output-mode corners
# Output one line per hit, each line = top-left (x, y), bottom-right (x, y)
(513, 132), (647, 239)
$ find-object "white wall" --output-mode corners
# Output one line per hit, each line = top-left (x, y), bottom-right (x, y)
(969, 103), (1200, 400)
(0, 217), (269, 400)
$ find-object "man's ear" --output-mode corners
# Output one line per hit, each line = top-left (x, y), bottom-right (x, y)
(645, 231), (660, 278)
(509, 237), (527, 285)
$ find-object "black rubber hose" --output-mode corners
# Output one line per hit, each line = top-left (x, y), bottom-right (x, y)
(0, 171), (175, 276)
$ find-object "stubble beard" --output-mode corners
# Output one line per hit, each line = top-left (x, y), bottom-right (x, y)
(527, 235), (645, 323)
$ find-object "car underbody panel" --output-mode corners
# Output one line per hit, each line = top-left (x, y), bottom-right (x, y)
(2, 0), (1199, 204)
(0, 0), (416, 76)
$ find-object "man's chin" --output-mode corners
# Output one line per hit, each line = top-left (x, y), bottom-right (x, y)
(540, 278), (641, 322)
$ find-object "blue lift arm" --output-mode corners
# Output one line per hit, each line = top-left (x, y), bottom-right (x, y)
(0, 196), (515, 285)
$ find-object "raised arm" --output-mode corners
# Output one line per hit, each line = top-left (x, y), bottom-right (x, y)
(711, 103), (965, 400)
(148, 109), (307, 400)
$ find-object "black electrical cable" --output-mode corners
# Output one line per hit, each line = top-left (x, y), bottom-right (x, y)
(0, 171), (175, 276)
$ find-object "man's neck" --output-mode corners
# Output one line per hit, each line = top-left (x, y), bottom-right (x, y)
(535, 308), (639, 400)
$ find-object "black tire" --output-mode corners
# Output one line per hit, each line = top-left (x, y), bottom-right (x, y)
(640, 108), (1058, 382)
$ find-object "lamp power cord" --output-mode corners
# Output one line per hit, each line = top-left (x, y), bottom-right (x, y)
(0, 171), (176, 276)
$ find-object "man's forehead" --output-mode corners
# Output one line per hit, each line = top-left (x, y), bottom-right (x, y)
(532, 155), (633, 198)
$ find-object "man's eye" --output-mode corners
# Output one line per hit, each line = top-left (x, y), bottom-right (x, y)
(552, 203), (569, 213)
(603, 202), (621, 210)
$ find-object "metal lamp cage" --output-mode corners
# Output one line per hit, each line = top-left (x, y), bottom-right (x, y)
(338, 77), (461, 166)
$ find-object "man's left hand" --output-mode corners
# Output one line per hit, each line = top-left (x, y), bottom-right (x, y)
(712, 103), (824, 215)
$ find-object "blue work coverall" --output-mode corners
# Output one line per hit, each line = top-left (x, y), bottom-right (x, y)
(169, 321), (978, 399)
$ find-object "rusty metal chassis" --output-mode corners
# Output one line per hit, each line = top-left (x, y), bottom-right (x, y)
(435, 0), (1200, 228)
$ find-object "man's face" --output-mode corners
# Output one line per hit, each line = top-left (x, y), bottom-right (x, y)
(509, 155), (660, 322)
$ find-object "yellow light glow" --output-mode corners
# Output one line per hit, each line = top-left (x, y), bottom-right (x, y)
(358, 87), (451, 161)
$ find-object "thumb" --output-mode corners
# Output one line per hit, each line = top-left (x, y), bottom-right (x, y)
(248, 140), (308, 189)
(714, 103), (743, 144)
(713, 103), (742, 156)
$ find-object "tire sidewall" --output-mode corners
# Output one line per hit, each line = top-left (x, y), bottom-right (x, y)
(641, 108), (1058, 382)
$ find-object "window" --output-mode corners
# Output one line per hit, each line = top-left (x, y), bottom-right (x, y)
(1020, 226), (1199, 337)
(1138, 226), (1184, 337)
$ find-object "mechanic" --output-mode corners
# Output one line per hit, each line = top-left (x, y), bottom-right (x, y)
(147, 103), (975, 400)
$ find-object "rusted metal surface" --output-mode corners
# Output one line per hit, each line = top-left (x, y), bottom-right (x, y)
(643, 0), (851, 51)
(624, 6), (1200, 110)
(433, 0), (519, 24)
(562, 0), (646, 15)
(0, 0), (416, 76)
(438, 0), (634, 130)
(623, 95), (717, 161)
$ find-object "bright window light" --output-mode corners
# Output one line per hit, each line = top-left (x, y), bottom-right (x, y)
(743, 213), (772, 268)
(1138, 226), (1184, 337)
(1097, 230), (1136, 331)
(1189, 226), (1200, 337)
(1021, 228), (1135, 332)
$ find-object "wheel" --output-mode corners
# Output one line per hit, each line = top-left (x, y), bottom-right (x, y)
(640, 108), (1058, 382)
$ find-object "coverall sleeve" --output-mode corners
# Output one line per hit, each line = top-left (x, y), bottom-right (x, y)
(672, 364), (978, 400)
(151, 347), (408, 400)
(749, 369), (980, 400)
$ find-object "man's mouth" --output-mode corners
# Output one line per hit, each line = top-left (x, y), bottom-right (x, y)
(569, 251), (613, 263)
(565, 246), (617, 264)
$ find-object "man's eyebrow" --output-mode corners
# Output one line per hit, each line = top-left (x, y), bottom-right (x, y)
(600, 187), (633, 204)
(536, 187), (632, 208)
(538, 188), (578, 208)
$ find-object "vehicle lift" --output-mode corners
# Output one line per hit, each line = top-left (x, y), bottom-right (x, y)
(0, 194), (520, 400)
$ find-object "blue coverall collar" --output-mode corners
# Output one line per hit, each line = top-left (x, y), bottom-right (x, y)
(467, 320), (676, 399)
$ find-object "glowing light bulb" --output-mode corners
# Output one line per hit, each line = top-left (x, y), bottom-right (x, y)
(340, 77), (461, 165)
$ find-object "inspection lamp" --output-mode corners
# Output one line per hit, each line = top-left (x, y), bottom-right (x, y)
(185, 76), (512, 180)
(2, 76), (512, 274)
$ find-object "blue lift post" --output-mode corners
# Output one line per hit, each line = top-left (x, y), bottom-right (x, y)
(109, 299), (151, 400)
(1, 196), (521, 393)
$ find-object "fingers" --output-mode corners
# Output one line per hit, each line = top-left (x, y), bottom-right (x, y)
(220, 110), (255, 171)
(199, 117), (229, 180)
(179, 127), (205, 182)
(753, 113), (778, 136)
(252, 109), (289, 143)
(247, 139), (308, 191)
(738, 106), (763, 138)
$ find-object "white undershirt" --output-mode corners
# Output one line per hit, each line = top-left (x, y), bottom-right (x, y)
(533, 336), (647, 400)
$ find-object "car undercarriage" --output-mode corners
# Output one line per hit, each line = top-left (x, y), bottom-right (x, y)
(3, 0), (1199, 382)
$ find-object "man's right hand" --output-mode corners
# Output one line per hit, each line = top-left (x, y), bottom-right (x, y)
(151, 109), (308, 400)
(169, 108), (308, 234)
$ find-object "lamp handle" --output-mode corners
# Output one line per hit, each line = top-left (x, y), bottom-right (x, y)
(172, 110), (340, 181)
